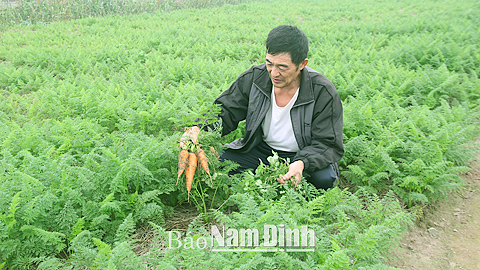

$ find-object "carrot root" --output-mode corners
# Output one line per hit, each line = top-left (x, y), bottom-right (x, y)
(177, 149), (189, 185)
(196, 148), (211, 179)
(185, 152), (197, 198)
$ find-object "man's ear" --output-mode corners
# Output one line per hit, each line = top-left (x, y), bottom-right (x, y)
(299, 58), (309, 70)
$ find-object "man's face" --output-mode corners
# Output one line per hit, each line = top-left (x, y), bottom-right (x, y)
(266, 53), (307, 90)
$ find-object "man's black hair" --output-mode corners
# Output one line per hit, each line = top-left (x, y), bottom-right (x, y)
(265, 25), (309, 66)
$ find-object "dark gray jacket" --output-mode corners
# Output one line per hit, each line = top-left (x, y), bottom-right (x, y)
(202, 64), (343, 173)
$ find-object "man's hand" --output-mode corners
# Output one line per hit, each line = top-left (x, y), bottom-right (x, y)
(179, 126), (200, 149)
(278, 160), (304, 187)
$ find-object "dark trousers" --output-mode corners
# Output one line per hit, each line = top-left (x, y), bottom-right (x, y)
(220, 141), (338, 190)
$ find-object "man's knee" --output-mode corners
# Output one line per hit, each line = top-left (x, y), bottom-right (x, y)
(306, 163), (339, 190)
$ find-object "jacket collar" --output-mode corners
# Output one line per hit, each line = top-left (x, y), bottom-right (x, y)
(254, 64), (272, 96)
(296, 66), (315, 106)
(254, 64), (315, 106)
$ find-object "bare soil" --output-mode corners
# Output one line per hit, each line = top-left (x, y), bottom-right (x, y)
(387, 148), (480, 270)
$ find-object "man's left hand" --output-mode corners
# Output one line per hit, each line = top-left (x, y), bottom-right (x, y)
(278, 160), (304, 187)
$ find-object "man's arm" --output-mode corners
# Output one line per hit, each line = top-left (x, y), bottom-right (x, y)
(180, 66), (257, 146)
(294, 85), (344, 173)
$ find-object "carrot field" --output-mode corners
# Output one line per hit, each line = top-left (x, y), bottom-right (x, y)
(0, 0), (479, 269)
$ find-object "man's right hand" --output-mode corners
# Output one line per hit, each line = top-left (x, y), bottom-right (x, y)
(179, 126), (200, 149)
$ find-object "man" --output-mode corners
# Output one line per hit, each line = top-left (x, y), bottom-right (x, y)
(181, 25), (343, 189)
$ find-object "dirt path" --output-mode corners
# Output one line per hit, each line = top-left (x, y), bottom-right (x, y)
(387, 147), (480, 270)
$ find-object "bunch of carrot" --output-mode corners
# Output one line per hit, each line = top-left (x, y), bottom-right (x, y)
(177, 141), (211, 201)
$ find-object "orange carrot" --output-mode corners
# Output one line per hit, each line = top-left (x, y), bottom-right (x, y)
(185, 152), (197, 198)
(177, 149), (189, 184)
(196, 148), (211, 179)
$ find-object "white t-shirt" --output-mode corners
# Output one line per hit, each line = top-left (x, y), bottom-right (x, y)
(262, 87), (300, 152)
